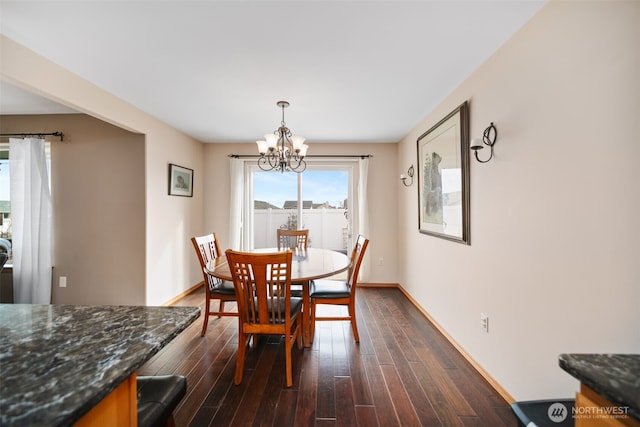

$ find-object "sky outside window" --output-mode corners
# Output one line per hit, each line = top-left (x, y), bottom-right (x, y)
(254, 170), (347, 209)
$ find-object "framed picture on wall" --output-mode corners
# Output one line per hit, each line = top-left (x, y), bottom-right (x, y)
(168, 163), (193, 197)
(417, 101), (470, 244)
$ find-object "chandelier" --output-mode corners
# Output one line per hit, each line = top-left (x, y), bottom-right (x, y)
(256, 101), (308, 173)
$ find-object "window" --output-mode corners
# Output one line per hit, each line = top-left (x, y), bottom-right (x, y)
(0, 141), (52, 260)
(248, 162), (353, 252)
(0, 146), (12, 257)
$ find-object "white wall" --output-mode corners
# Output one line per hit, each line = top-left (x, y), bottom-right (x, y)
(398, 1), (640, 400)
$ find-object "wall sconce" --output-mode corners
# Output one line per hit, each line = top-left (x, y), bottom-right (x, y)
(470, 122), (497, 163)
(400, 165), (414, 187)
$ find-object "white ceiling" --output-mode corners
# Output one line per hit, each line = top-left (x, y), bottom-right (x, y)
(0, 1), (545, 143)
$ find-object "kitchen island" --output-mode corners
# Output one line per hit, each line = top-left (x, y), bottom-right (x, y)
(0, 304), (200, 426)
(560, 353), (640, 426)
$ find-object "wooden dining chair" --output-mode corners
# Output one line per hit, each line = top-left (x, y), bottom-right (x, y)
(277, 228), (309, 250)
(191, 233), (237, 337)
(309, 234), (369, 343)
(277, 229), (309, 297)
(226, 249), (303, 387)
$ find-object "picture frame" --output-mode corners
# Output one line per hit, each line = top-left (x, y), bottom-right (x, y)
(417, 101), (470, 244)
(168, 163), (193, 197)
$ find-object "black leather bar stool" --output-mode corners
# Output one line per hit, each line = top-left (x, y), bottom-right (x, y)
(511, 399), (575, 426)
(137, 375), (187, 427)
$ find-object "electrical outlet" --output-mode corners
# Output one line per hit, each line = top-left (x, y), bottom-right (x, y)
(480, 313), (489, 333)
(377, 257), (384, 266)
(59, 276), (67, 288)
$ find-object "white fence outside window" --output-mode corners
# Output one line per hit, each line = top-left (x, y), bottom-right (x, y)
(253, 208), (348, 251)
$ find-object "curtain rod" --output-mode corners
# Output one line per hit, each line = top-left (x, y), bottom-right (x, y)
(228, 154), (372, 159)
(0, 132), (65, 141)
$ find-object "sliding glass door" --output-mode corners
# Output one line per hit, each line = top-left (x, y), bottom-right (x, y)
(248, 163), (352, 252)
(251, 169), (298, 249)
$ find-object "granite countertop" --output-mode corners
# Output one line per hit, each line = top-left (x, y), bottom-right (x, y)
(0, 304), (200, 427)
(559, 353), (640, 421)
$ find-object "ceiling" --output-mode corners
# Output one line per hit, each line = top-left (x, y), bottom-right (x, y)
(0, 1), (545, 144)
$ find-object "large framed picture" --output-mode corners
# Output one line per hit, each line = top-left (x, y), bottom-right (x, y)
(168, 163), (193, 197)
(417, 101), (470, 244)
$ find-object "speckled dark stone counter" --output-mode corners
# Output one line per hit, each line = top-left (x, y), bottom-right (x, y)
(559, 354), (640, 421)
(0, 304), (200, 427)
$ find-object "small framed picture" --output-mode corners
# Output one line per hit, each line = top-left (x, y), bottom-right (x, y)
(168, 163), (193, 197)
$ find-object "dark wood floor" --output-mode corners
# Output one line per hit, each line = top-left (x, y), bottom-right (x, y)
(138, 287), (516, 426)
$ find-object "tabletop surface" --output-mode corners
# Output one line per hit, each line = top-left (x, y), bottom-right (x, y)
(206, 247), (351, 282)
(0, 304), (200, 427)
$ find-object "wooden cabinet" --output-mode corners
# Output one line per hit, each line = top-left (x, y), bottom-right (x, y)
(74, 373), (137, 427)
(575, 385), (640, 427)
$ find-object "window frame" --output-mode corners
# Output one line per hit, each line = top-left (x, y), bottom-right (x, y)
(243, 159), (357, 251)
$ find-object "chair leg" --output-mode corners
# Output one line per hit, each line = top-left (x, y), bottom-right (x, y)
(310, 301), (316, 342)
(349, 302), (360, 343)
(234, 330), (248, 385)
(201, 297), (210, 337)
(285, 333), (293, 387)
(218, 300), (225, 318)
(296, 320), (303, 350)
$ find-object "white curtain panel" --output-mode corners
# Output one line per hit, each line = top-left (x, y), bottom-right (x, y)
(357, 157), (370, 280)
(9, 138), (52, 304)
(228, 157), (243, 250)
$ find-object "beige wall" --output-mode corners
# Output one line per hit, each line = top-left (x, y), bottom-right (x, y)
(1, 35), (205, 306)
(143, 118), (204, 305)
(397, 1), (640, 400)
(1, 114), (146, 304)
(202, 142), (399, 284)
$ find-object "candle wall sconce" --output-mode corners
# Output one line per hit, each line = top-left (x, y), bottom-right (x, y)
(401, 165), (414, 187)
(470, 122), (497, 163)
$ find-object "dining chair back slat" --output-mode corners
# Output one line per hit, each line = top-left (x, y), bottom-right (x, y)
(277, 229), (309, 297)
(277, 229), (309, 250)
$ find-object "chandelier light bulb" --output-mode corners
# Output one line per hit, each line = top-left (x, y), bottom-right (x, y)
(291, 135), (306, 151)
(264, 133), (278, 150)
(256, 140), (268, 155)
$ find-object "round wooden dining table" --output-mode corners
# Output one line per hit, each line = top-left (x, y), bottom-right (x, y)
(204, 247), (351, 347)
